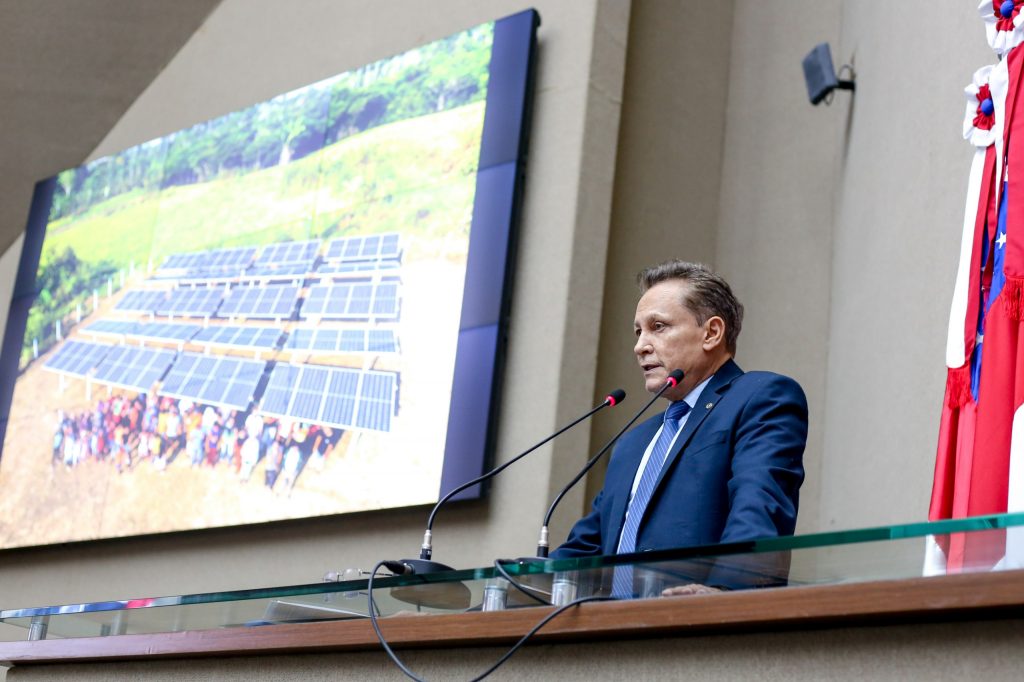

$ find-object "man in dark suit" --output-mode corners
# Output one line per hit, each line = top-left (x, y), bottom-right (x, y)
(551, 261), (807, 595)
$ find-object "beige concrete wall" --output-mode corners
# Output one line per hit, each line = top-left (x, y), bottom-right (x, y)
(712, 0), (991, 532)
(713, 0), (842, 534)
(818, 2), (995, 529)
(0, 0), (631, 611)
(593, 0), (842, 534)
(585, 1), (735, 506)
(0, 0), (220, 258)
(590, 0), (995, 538)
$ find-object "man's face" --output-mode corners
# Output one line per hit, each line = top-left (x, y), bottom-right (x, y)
(633, 279), (714, 402)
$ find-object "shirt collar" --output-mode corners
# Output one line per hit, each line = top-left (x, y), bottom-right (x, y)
(679, 374), (714, 410)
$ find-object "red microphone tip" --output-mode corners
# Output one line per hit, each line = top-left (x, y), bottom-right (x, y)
(665, 369), (684, 387)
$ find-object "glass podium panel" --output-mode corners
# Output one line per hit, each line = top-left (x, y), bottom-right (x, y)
(2, 512), (1023, 642)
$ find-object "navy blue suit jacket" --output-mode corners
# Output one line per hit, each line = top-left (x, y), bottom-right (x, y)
(552, 359), (807, 559)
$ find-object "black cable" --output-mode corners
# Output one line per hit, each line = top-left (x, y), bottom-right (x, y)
(537, 376), (679, 556)
(543, 380), (673, 529)
(423, 399), (612, 538)
(368, 560), (427, 682)
(368, 559), (614, 681)
(493, 558), (549, 605)
(466, 595), (614, 682)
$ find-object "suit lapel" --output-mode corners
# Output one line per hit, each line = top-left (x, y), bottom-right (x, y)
(649, 359), (743, 500)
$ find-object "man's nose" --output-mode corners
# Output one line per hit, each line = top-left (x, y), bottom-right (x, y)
(634, 333), (648, 355)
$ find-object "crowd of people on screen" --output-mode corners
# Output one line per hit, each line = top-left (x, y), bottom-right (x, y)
(51, 391), (342, 492)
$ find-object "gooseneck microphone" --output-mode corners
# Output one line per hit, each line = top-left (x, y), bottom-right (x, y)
(389, 388), (627, 575)
(536, 369), (684, 558)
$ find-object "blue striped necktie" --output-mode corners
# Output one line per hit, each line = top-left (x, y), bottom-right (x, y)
(612, 399), (691, 598)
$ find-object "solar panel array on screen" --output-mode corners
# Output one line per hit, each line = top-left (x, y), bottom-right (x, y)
(113, 288), (222, 316)
(314, 260), (402, 279)
(243, 263), (313, 279)
(171, 289), (219, 316)
(92, 345), (175, 392)
(219, 284), (299, 319)
(43, 340), (114, 377)
(300, 282), (399, 321)
(115, 289), (167, 313)
(356, 372), (397, 432)
(254, 240), (319, 268)
(323, 233), (401, 263)
(128, 322), (202, 344)
(193, 325), (283, 350)
(155, 288), (224, 317)
(284, 328), (399, 354)
(160, 252), (210, 271)
(160, 352), (266, 410)
(83, 320), (140, 337)
(261, 363), (397, 432)
(156, 246), (257, 280)
(205, 246), (258, 270)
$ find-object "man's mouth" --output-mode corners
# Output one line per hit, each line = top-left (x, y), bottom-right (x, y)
(641, 363), (661, 373)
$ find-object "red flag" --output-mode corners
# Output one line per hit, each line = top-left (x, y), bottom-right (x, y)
(930, 46), (1024, 570)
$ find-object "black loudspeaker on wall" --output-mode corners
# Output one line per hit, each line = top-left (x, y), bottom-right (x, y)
(802, 42), (855, 106)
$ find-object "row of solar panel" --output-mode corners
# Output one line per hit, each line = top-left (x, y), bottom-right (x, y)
(85, 320), (202, 342)
(152, 264), (402, 285)
(82, 321), (399, 354)
(114, 282), (400, 321)
(160, 353), (267, 411)
(219, 284), (299, 318)
(114, 286), (295, 318)
(322, 233), (401, 262)
(260, 363), (395, 432)
(160, 241), (318, 272)
(284, 328), (399, 353)
(43, 340), (397, 432)
(301, 282), (400, 319)
(315, 260), (401, 276)
(45, 341), (176, 395)
(157, 234), (402, 279)
(117, 288), (224, 316)
(153, 260), (402, 284)
(161, 246), (257, 272)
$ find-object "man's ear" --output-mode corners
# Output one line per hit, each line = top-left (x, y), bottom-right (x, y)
(703, 316), (726, 351)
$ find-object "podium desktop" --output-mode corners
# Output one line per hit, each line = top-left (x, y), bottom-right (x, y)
(3, 513), (1024, 680)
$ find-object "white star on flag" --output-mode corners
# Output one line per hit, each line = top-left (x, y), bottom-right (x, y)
(997, 231), (1008, 248)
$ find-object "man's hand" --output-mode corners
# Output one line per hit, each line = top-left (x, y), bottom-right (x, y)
(660, 583), (721, 597)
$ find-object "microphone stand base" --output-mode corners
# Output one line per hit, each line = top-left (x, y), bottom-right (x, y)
(389, 558), (456, 575)
(386, 559), (470, 610)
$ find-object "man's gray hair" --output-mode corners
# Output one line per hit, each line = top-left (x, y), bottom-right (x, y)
(637, 260), (744, 354)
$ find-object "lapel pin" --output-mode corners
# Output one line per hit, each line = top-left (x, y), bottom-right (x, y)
(705, 402), (714, 409)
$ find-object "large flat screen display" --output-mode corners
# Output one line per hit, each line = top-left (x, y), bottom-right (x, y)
(0, 10), (538, 549)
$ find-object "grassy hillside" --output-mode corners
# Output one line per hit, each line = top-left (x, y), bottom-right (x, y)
(22, 101), (485, 363)
(41, 100), (486, 274)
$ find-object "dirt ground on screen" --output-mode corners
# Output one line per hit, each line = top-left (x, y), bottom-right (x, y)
(0, 259), (461, 549)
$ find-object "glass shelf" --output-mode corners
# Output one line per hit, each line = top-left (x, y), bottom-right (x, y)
(3, 512), (1023, 642)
